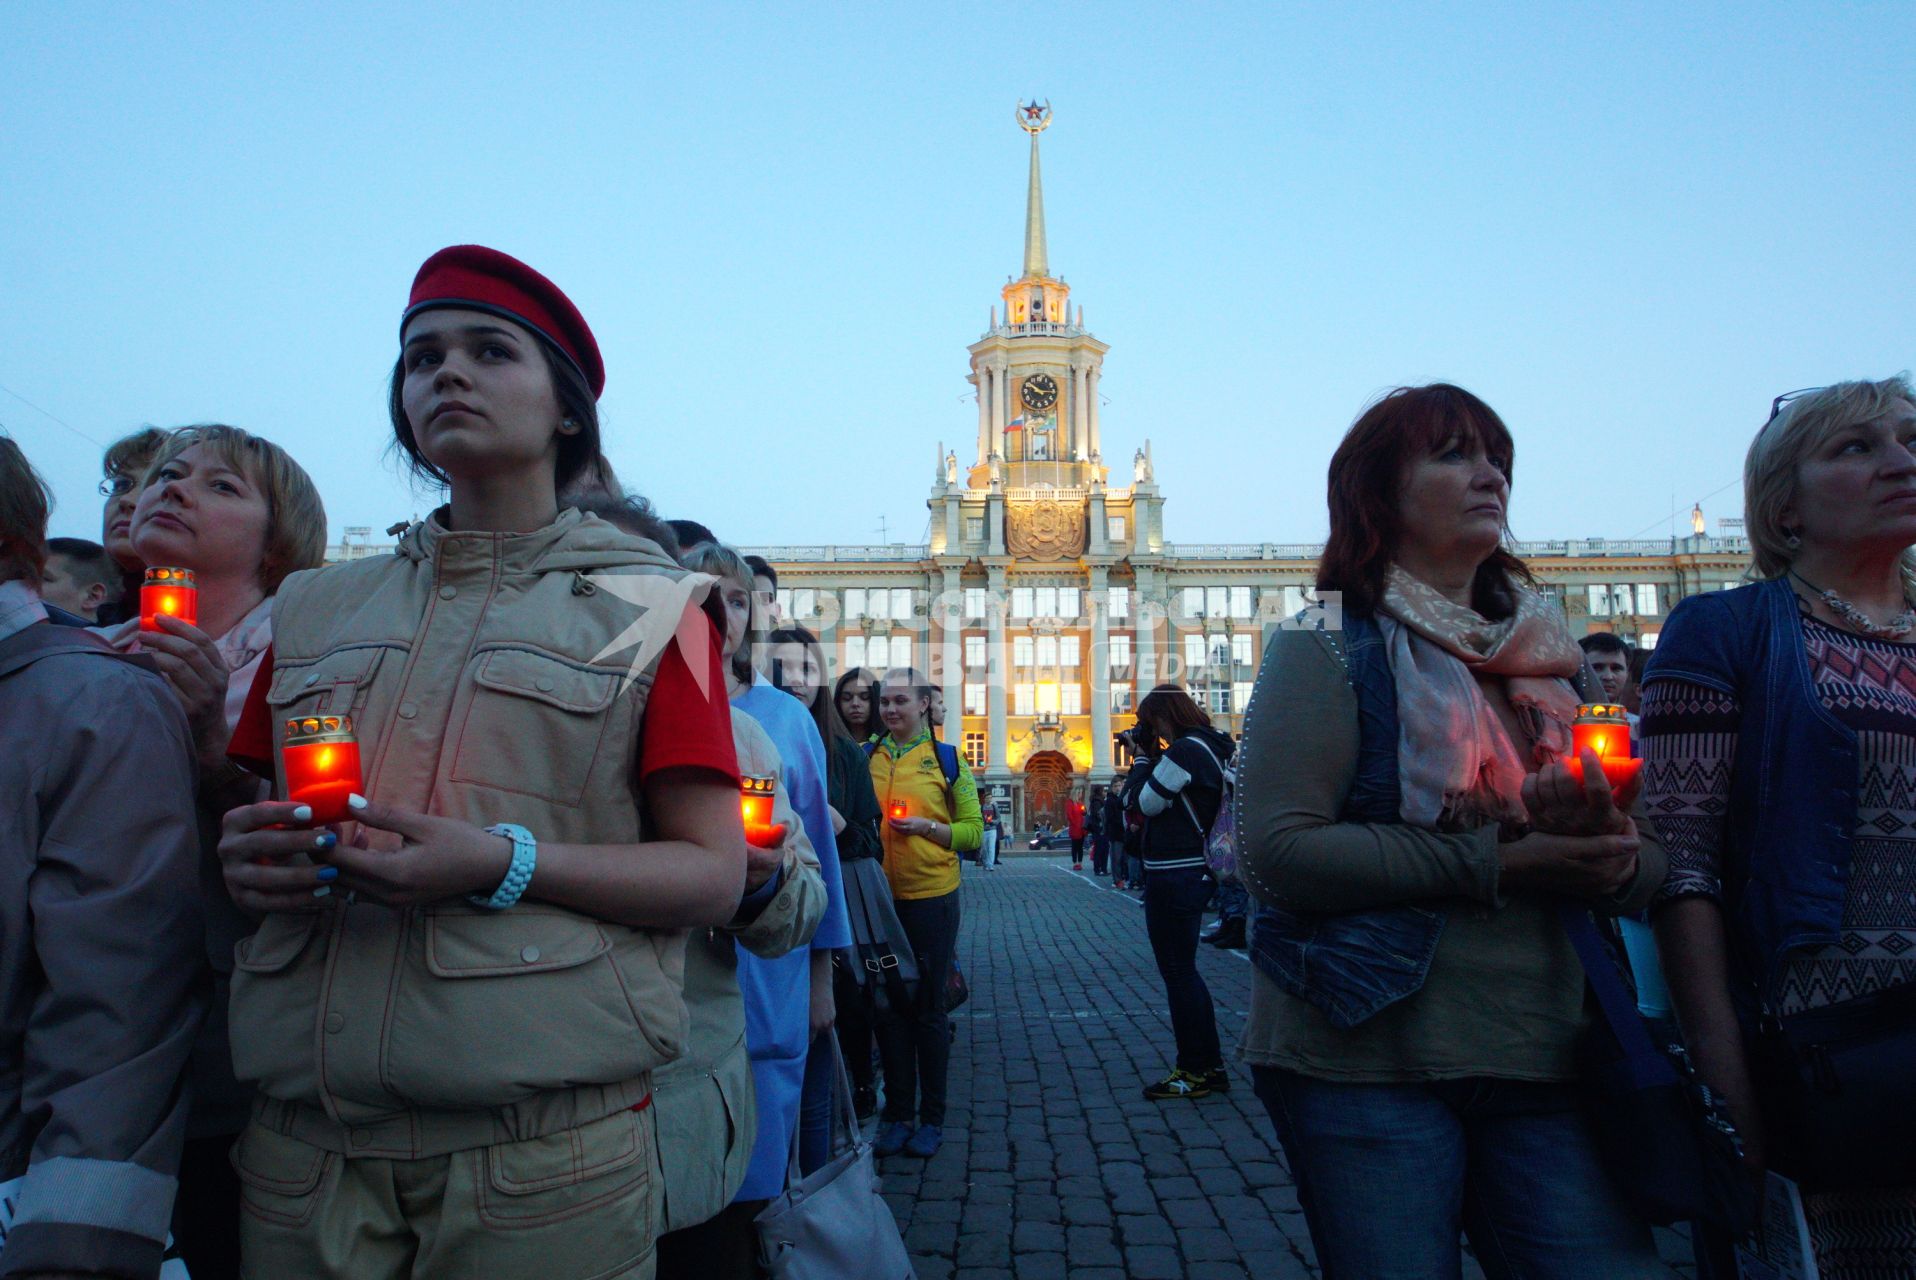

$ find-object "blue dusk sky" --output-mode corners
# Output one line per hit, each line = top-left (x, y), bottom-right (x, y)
(5, 3), (1912, 549)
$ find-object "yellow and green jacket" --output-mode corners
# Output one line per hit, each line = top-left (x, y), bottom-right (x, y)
(870, 731), (983, 900)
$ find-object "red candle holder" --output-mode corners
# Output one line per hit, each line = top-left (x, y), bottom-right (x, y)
(282, 715), (363, 825)
(889, 801), (908, 822)
(740, 774), (775, 828)
(1567, 702), (1641, 791)
(139, 567), (197, 632)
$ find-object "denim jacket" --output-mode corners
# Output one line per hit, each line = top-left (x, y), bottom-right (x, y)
(1641, 576), (1855, 1010)
(1246, 613), (1449, 1028)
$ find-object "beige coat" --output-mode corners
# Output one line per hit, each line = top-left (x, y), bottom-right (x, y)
(650, 708), (826, 1233)
(230, 510), (725, 1158)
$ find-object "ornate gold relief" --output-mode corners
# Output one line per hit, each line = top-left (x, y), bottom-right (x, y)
(1007, 497), (1086, 561)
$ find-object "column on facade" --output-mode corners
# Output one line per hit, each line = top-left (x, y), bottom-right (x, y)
(1133, 570), (1155, 705)
(996, 362), (1011, 457)
(1089, 565), (1112, 774)
(975, 365), (990, 465)
(1070, 363), (1088, 461)
(1087, 364), (1102, 462)
(938, 566), (962, 748)
(987, 564), (1009, 775)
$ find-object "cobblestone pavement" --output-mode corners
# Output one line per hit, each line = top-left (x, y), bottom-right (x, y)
(868, 856), (1698, 1280)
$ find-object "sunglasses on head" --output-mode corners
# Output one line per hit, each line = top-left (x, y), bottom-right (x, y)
(1768, 387), (1826, 423)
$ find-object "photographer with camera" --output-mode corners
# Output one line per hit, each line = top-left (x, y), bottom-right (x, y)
(1121, 687), (1236, 1101)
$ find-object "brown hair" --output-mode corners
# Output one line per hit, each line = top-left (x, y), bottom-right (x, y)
(834, 666), (882, 739)
(389, 324), (606, 494)
(103, 426), (172, 490)
(145, 425), (328, 593)
(1136, 683), (1211, 741)
(0, 437), (51, 584)
(768, 625), (853, 747)
(1317, 383), (1534, 619)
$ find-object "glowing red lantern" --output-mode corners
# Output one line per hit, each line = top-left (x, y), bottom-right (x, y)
(282, 715), (363, 825)
(739, 774), (786, 849)
(1567, 703), (1641, 791)
(889, 800), (908, 822)
(139, 567), (197, 632)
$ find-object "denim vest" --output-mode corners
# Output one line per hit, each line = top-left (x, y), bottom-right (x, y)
(1641, 576), (1855, 1010)
(1248, 613), (1449, 1028)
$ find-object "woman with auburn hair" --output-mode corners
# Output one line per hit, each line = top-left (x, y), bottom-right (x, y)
(213, 246), (750, 1280)
(835, 665), (883, 743)
(1647, 378), (1916, 1276)
(1235, 384), (1665, 1276)
(98, 421), (326, 1280)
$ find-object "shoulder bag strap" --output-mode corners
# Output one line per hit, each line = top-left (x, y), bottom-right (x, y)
(1556, 902), (1679, 1090)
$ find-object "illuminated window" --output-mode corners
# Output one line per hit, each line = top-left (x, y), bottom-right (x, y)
(1012, 587), (1034, 618)
(1014, 683), (1035, 716)
(1182, 587), (1203, 619)
(1061, 684), (1083, 716)
(964, 683), (987, 715)
(1060, 636), (1081, 667)
(1034, 586), (1058, 617)
(965, 635), (986, 668)
(845, 635), (867, 668)
(1109, 635), (1132, 669)
(1207, 586), (1229, 618)
(1035, 682), (1061, 717)
(1232, 634), (1254, 667)
(1108, 516), (1127, 543)
(1036, 636), (1058, 667)
(1058, 587), (1080, 619)
(963, 732), (988, 768)
(1110, 681), (1134, 713)
(964, 587), (988, 619)
(1184, 634), (1206, 670)
(1231, 586), (1254, 618)
(891, 588), (913, 619)
(844, 588), (867, 620)
(887, 636), (913, 670)
(1108, 587), (1130, 619)
(1636, 583), (1660, 615)
(1014, 636), (1035, 667)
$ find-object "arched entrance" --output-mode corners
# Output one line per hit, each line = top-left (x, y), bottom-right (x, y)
(1023, 751), (1074, 830)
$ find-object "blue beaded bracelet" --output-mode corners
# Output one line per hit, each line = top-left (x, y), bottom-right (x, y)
(471, 823), (537, 910)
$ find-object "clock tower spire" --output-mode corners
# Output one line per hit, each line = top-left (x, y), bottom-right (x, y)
(963, 101), (1109, 486)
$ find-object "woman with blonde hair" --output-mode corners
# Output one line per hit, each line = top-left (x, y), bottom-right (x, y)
(1647, 376), (1916, 1276)
(101, 421), (326, 1279)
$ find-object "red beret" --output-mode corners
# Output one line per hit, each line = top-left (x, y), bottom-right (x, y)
(403, 245), (605, 398)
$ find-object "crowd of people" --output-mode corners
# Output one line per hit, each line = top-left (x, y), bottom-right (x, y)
(2, 238), (1914, 1280)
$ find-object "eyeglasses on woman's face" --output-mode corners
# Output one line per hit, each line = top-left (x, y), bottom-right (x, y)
(97, 473), (139, 498)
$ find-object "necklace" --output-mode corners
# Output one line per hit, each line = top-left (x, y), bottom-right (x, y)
(1790, 571), (1916, 639)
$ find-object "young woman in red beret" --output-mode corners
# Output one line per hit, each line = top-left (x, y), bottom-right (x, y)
(212, 246), (749, 1279)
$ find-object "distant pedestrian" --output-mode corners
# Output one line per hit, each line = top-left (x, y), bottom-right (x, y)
(1067, 796), (1087, 870)
(980, 803), (1001, 870)
(1123, 686), (1236, 1102)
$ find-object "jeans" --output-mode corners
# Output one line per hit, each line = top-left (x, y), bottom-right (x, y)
(1214, 881), (1248, 925)
(1142, 866), (1222, 1072)
(1253, 1067), (1663, 1280)
(1090, 835), (1109, 876)
(798, 1029), (834, 1175)
(877, 889), (961, 1127)
(1124, 852), (1143, 885)
(980, 827), (998, 869)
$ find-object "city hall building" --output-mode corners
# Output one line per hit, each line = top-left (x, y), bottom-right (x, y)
(327, 106), (1753, 831)
(742, 105), (1752, 830)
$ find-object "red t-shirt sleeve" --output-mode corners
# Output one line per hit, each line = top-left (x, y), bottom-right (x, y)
(227, 644), (277, 776)
(636, 614), (740, 787)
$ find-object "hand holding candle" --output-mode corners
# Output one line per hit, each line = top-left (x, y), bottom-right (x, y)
(282, 716), (363, 826)
(1565, 703), (1642, 794)
(740, 775), (787, 850)
(139, 567), (197, 633)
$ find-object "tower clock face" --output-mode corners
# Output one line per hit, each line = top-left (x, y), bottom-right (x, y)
(1021, 373), (1059, 412)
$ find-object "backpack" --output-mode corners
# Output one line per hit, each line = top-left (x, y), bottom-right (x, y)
(1174, 736), (1240, 885)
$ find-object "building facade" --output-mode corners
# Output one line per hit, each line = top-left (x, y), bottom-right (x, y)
(321, 105), (1754, 831)
(745, 103), (1753, 831)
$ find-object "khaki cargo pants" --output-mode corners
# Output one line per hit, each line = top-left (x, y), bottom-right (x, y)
(234, 1105), (657, 1279)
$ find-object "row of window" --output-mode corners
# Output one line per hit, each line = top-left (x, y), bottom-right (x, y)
(953, 680), (1258, 769)
(1587, 583), (1662, 617)
(851, 630), (1261, 676)
(963, 515), (1130, 545)
(780, 582), (1290, 624)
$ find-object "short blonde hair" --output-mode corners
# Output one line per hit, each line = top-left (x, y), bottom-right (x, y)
(1745, 375), (1916, 580)
(144, 425), (327, 593)
(677, 540), (757, 687)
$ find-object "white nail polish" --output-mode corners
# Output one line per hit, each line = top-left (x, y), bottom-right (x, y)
(292, 805), (313, 823)
(348, 793), (368, 811)
(313, 885), (332, 898)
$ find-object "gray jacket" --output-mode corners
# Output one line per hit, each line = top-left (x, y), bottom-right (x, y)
(0, 617), (205, 1278)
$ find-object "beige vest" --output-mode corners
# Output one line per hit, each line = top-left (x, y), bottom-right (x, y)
(229, 509), (715, 1158)
(650, 709), (826, 1232)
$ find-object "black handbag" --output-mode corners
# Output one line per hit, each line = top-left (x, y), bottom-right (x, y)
(1750, 980), (1916, 1191)
(1559, 905), (1758, 1235)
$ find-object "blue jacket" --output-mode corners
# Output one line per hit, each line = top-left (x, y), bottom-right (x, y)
(1248, 613), (1449, 1028)
(1641, 576), (1856, 1010)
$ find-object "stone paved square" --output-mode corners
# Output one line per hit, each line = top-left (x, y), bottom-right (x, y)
(865, 857), (1697, 1279)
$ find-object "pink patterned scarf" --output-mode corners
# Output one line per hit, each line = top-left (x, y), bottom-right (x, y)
(1377, 565), (1583, 831)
